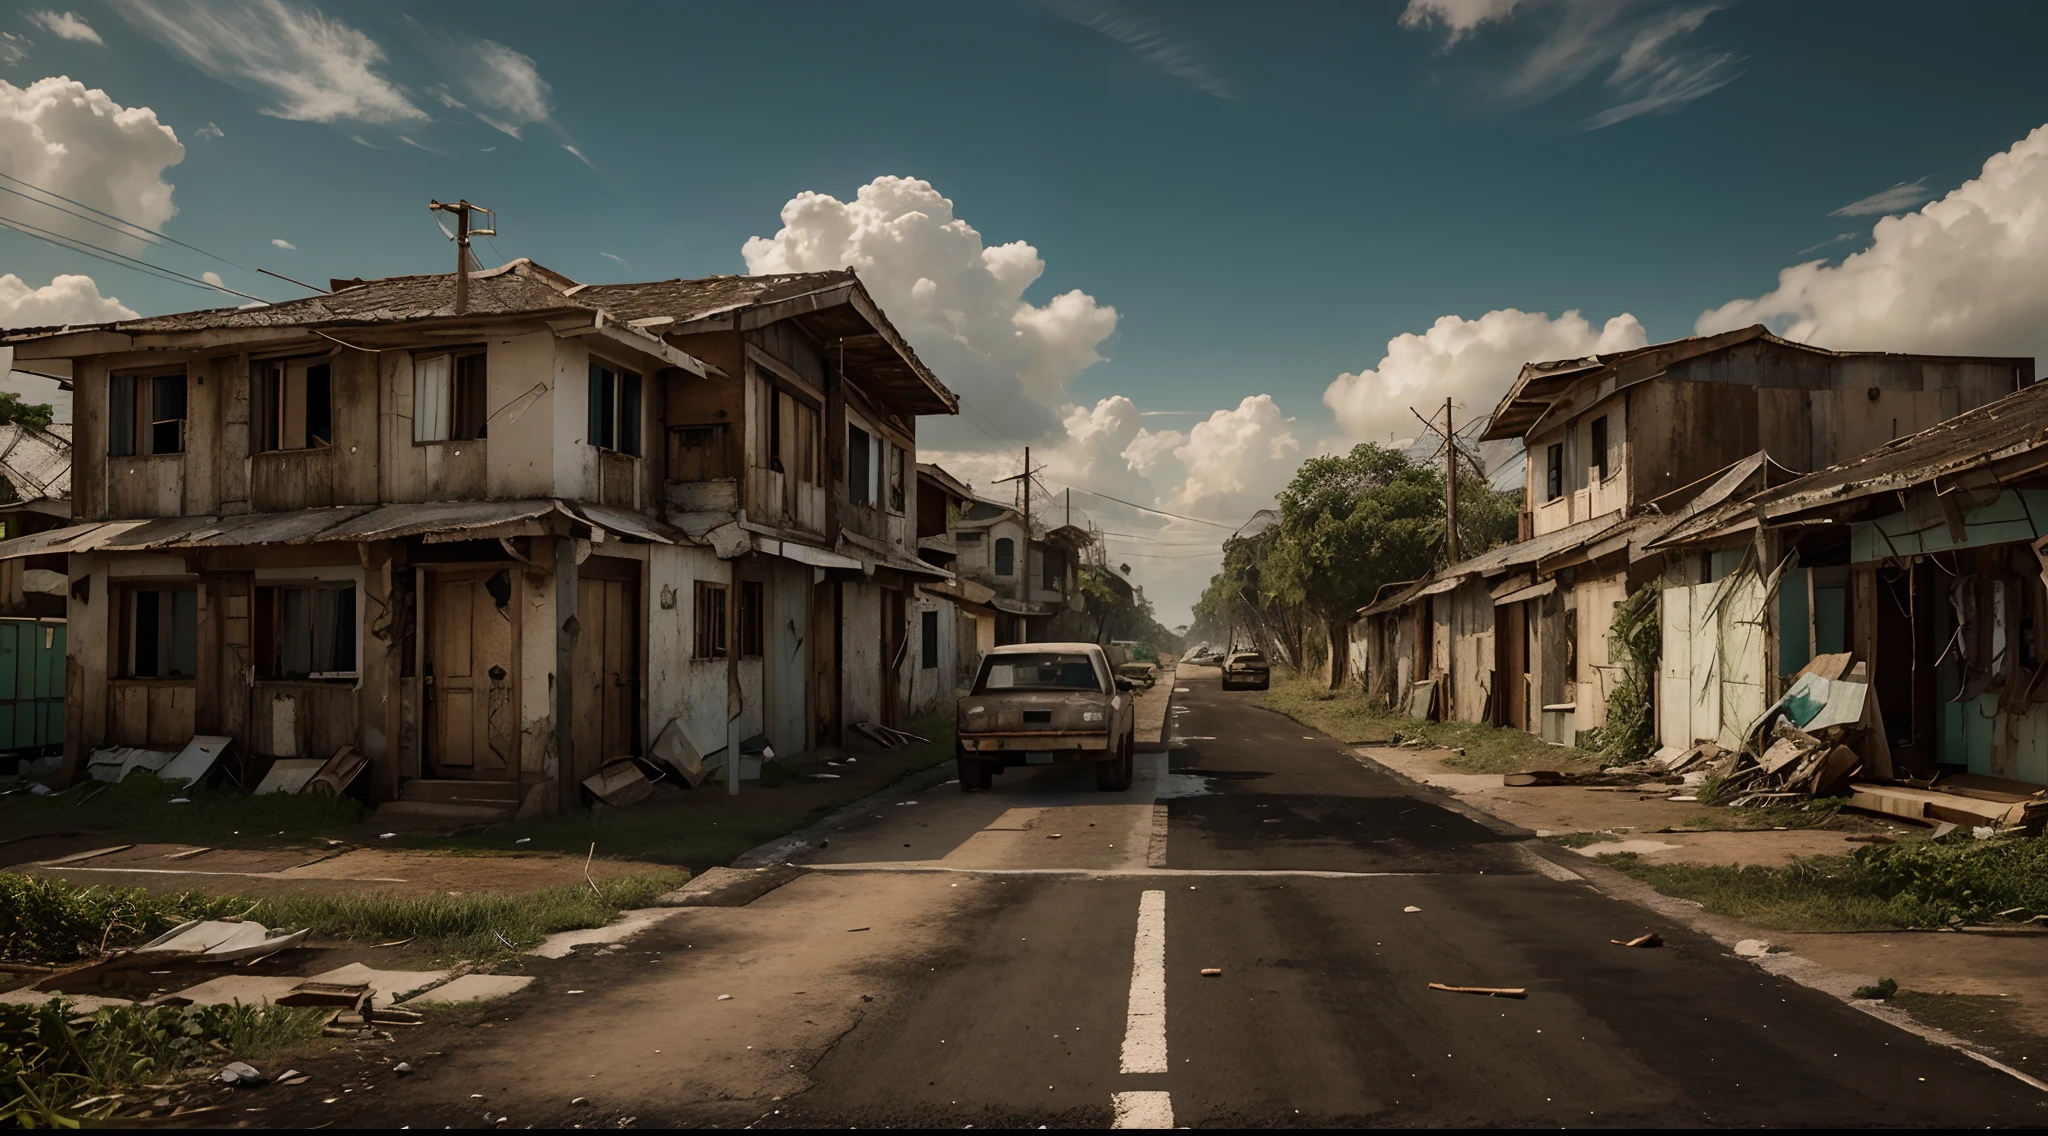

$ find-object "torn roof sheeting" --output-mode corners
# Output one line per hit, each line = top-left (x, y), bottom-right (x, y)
(0, 499), (692, 561)
(1660, 379), (2048, 544)
(0, 422), (71, 505)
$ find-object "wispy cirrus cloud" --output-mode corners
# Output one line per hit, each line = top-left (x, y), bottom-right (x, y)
(1050, 1), (1235, 100)
(1797, 231), (1858, 256)
(1829, 177), (1936, 217)
(27, 11), (104, 46)
(111, 0), (426, 125)
(1401, 0), (1741, 130)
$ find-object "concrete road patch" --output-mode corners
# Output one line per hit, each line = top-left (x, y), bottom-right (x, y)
(400, 973), (534, 1005)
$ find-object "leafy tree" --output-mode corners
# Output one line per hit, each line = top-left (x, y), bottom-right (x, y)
(0, 393), (54, 433)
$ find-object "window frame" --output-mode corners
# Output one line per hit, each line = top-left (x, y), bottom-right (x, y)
(1545, 442), (1565, 502)
(254, 580), (360, 682)
(994, 536), (1016, 577)
(847, 423), (875, 506)
(587, 359), (644, 457)
(1590, 415), (1610, 482)
(252, 353), (336, 454)
(108, 370), (189, 458)
(413, 345), (489, 444)
(693, 581), (729, 659)
(886, 442), (906, 514)
(116, 582), (199, 680)
(920, 608), (939, 668)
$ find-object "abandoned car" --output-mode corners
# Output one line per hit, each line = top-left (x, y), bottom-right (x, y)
(955, 642), (1138, 792)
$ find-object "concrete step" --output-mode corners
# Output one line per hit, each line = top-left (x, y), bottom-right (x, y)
(400, 778), (520, 804)
(374, 799), (515, 824)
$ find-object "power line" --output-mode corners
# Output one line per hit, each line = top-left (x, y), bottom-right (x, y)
(0, 169), (242, 268)
(1059, 485), (1238, 530)
(0, 212), (268, 304)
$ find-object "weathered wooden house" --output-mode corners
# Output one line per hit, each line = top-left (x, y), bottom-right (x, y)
(1353, 325), (2031, 743)
(1649, 380), (2048, 781)
(0, 259), (957, 816)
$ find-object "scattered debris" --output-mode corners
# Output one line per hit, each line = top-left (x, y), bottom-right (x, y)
(85, 745), (178, 783)
(394, 1062), (415, 1075)
(307, 745), (368, 796)
(847, 926), (870, 933)
(160, 735), (233, 786)
(1199, 968), (1222, 977)
(255, 758), (326, 795)
(1428, 983), (1526, 999)
(217, 1061), (267, 1086)
(1611, 932), (1663, 948)
(133, 919), (312, 965)
(1734, 939), (1773, 958)
(1402, 906), (1421, 913)
(1852, 977), (1899, 1000)
(717, 994), (733, 1001)
(1502, 771), (1564, 787)
(582, 759), (654, 808)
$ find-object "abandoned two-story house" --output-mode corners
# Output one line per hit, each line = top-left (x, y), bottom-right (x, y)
(0, 259), (957, 817)
(1351, 324), (2031, 744)
(941, 488), (1092, 645)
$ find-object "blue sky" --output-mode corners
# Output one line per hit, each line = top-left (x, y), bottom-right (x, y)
(4, 0), (2048, 623)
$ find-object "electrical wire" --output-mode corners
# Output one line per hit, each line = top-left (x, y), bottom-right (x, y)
(0, 169), (243, 268)
(1060, 485), (1238, 529)
(0, 213), (268, 304)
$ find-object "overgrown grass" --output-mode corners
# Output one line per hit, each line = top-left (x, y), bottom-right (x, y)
(1258, 671), (1597, 774)
(1, 997), (327, 1127)
(1602, 833), (2048, 931)
(1676, 797), (1846, 832)
(0, 869), (688, 966)
(0, 770), (369, 846)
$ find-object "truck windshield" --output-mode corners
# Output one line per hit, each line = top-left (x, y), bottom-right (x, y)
(975, 652), (1101, 694)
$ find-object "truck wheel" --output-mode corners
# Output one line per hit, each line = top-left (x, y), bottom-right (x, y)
(1096, 739), (1134, 792)
(957, 755), (992, 792)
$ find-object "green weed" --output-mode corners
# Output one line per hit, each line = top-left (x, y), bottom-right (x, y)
(1259, 672), (1598, 774)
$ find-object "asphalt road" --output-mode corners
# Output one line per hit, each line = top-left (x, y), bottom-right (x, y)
(294, 670), (2048, 1129)
(765, 673), (2047, 1128)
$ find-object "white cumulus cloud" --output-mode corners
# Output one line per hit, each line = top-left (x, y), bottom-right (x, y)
(0, 76), (182, 250)
(743, 175), (1119, 442)
(1323, 307), (1647, 447)
(112, 0), (425, 125)
(27, 11), (104, 45)
(1698, 123), (2048, 362)
(1165, 395), (1304, 516)
(271, 238), (295, 250)
(0, 273), (137, 327)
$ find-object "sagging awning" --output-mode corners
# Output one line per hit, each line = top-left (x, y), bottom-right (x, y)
(1493, 578), (1557, 607)
(0, 499), (689, 561)
(1415, 575), (1469, 598)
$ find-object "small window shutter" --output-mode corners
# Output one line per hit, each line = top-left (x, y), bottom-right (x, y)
(621, 371), (642, 457)
(109, 375), (135, 457)
(305, 364), (333, 446)
(588, 364), (607, 448)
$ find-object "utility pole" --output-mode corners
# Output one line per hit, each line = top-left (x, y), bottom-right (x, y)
(993, 447), (1040, 621)
(428, 199), (494, 315)
(1444, 396), (1460, 565)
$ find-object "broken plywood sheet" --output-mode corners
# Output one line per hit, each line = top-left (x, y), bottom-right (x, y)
(134, 919), (310, 962)
(1848, 782), (2032, 827)
(306, 745), (367, 796)
(582, 759), (653, 808)
(86, 746), (177, 783)
(303, 963), (447, 1008)
(255, 758), (325, 795)
(158, 735), (233, 786)
(398, 974), (533, 1006)
(1405, 679), (1439, 720)
(649, 718), (707, 787)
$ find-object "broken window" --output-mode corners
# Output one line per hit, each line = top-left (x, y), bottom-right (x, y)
(1041, 546), (1061, 591)
(694, 581), (728, 659)
(887, 443), (906, 514)
(414, 347), (488, 442)
(256, 583), (358, 680)
(1590, 416), (1609, 481)
(253, 356), (334, 452)
(995, 537), (1015, 576)
(588, 361), (643, 456)
(921, 609), (939, 667)
(1545, 442), (1564, 501)
(670, 423), (730, 480)
(737, 580), (765, 658)
(121, 585), (197, 678)
(766, 389), (823, 484)
(848, 424), (875, 505)
(108, 372), (187, 457)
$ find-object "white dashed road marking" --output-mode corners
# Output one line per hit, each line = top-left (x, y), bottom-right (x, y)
(1120, 889), (1169, 1074)
(1111, 1089), (1176, 1128)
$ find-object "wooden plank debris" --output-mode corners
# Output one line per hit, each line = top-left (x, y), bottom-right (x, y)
(1428, 982), (1526, 999)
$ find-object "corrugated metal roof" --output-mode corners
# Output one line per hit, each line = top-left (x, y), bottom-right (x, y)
(0, 422), (69, 505)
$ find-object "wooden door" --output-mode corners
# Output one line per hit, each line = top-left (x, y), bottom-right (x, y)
(572, 575), (637, 782)
(427, 572), (514, 779)
(1495, 602), (1529, 730)
(810, 579), (838, 746)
